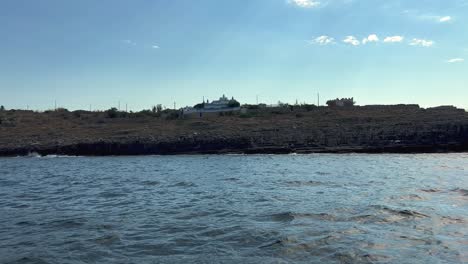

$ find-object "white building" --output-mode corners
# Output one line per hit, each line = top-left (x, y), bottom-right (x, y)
(182, 94), (240, 115)
(205, 95), (231, 110)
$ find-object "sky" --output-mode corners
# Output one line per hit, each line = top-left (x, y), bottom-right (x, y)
(0, 0), (467, 111)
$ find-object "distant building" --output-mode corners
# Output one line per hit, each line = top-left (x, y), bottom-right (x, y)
(326, 98), (355, 107)
(205, 95), (233, 110)
(182, 95), (241, 116)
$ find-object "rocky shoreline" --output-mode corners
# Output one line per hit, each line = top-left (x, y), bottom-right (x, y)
(1, 105), (468, 157)
(1, 140), (468, 157)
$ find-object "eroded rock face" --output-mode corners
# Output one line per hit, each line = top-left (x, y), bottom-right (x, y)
(1, 105), (468, 156)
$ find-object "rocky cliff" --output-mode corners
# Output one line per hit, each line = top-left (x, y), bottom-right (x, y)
(1, 105), (467, 156)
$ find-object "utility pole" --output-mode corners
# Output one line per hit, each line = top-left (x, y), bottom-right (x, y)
(89, 104), (92, 112)
(126, 103), (128, 112)
(174, 102), (176, 110)
(256, 95), (259, 105)
(54, 100), (57, 111)
(118, 101), (121, 111)
(317, 93), (320, 107)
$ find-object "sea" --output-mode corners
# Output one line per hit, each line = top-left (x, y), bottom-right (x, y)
(0, 154), (467, 264)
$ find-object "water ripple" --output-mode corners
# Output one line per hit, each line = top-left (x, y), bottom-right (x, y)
(0, 154), (467, 263)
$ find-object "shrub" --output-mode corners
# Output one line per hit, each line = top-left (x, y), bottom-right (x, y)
(239, 113), (254, 118)
(165, 111), (180, 120)
(243, 104), (259, 110)
(302, 104), (317, 112)
(56, 108), (69, 112)
(0, 105), (4, 111)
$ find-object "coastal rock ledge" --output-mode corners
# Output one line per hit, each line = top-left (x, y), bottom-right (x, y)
(1, 105), (468, 156)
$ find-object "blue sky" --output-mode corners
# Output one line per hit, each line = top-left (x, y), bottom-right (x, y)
(1, 0), (467, 110)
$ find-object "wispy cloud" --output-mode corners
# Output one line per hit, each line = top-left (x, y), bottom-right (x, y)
(313, 34), (435, 48)
(343, 36), (360, 46)
(446, 58), (464, 63)
(122, 39), (137, 46)
(152, 45), (160, 49)
(383, 36), (404, 43)
(288, 0), (320, 8)
(404, 10), (454, 23)
(310, 36), (335, 45)
(362, 34), (379, 44)
(409, 38), (434, 47)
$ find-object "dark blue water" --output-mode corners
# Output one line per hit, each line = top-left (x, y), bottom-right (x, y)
(0, 154), (467, 263)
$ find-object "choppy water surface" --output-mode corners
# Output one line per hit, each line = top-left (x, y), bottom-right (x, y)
(0, 154), (467, 263)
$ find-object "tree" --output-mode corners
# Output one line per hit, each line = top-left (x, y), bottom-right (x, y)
(0, 105), (4, 111)
(326, 98), (356, 107)
(194, 102), (205, 109)
(106, 107), (119, 118)
(326, 100), (337, 107)
(343, 98), (356, 107)
(228, 100), (240, 108)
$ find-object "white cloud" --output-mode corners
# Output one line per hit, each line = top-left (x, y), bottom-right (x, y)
(288, 0), (320, 8)
(312, 36), (335, 45)
(446, 58), (464, 63)
(409, 38), (434, 47)
(383, 36), (404, 43)
(152, 45), (160, 49)
(362, 34), (379, 44)
(439, 16), (452, 23)
(343, 36), (360, 46)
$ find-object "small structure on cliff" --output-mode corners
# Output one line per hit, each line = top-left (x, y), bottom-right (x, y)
(326, 98), (355, 107)
(182, 95), (241, 117)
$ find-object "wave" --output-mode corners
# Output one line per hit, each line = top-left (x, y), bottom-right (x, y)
(267, 212), (337, 222)
(285, 180), (323, 187)
(451, 188), (468, 196)
(372, 205), (429, 218)
(21, 152), (83, 158)
(42, 155), (83, 158)
(170, 181), (197, 188)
